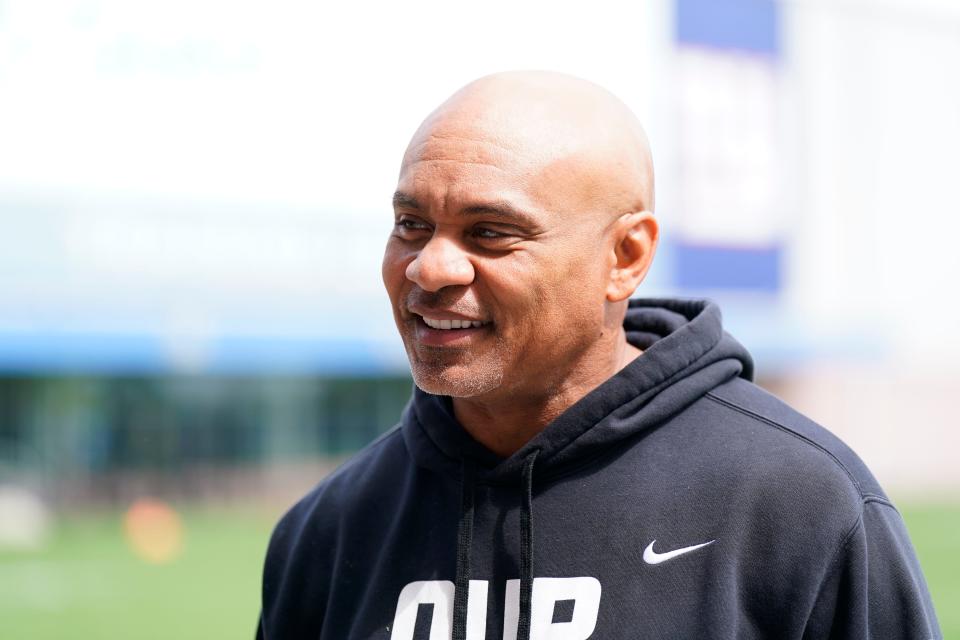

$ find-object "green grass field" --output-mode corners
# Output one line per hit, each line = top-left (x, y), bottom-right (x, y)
(0, 503), (957, 639)
(0, 507), (275, 640)
(902, 503), (960, 637)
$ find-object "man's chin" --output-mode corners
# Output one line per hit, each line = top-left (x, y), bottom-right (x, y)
(410, 363), (503, 399)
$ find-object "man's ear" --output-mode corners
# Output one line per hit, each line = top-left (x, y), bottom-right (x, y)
(606, 211), (659, 302)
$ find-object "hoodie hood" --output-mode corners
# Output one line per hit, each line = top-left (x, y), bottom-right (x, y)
(402, 298), (753, 485)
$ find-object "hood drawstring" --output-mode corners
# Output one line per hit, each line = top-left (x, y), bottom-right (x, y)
(452, 449), (539, 640)
(452, 458), (476, 640)
(517, 449), (539, 640)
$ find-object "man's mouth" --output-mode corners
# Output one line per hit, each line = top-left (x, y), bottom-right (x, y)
(420, 316), (488, 330)
(412, 314), (492, 347)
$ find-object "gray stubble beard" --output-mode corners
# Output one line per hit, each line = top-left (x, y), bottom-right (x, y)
(406, 338), (507, 398)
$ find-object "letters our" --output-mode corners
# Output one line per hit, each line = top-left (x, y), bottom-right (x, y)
(390, 576), (602, 640)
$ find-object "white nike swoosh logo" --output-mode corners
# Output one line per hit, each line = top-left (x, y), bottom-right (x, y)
(642, 539), (715, 565)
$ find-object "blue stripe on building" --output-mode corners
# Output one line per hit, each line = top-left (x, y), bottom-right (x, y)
(676, 0), (779, 54)
(673, 241), (781, 292)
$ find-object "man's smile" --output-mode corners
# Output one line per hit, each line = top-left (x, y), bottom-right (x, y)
(421, 316), (487, 330)
(412, 313), (493, 347)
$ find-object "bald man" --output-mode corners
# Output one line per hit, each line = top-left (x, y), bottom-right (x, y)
(258, 72), (939, 639)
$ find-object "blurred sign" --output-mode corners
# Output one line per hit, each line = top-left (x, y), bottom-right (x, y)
(672, 0), (784, 292)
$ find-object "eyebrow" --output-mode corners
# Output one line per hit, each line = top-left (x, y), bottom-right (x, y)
(393, 191), (539, 227)
(392, 191), (421, 210)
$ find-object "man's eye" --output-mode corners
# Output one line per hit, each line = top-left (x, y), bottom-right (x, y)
(472, 227), (506, 240)
(395, 218), (430, 232)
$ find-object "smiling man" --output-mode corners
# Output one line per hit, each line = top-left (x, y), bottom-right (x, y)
(258, 72), (940, 639)
(383, 73), (656, 458)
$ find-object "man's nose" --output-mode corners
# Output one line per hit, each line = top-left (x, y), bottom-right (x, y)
(405, 236), (475, 291)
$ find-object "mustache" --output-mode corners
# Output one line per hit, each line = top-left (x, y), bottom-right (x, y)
(405, 288), (485, 318)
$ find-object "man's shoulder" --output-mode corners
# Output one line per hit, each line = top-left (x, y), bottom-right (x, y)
(676, 379), (887, 510)
(268, 426), (410, 546)
(700, 376), (886, 502)
(628, 376), (895, 563)
(258, 425), (415, 634)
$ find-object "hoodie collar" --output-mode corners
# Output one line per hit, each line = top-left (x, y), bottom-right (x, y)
(401, 298), (753, 484)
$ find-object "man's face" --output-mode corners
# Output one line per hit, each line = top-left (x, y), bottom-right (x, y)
(382, 120), (614, 401)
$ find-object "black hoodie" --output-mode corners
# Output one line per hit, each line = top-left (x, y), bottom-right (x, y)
(258, 298), (941, 639)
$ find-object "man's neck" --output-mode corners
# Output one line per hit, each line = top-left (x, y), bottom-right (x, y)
(452, 335), (642, 458)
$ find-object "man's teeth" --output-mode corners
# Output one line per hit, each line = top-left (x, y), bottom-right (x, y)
(422, 317), (486, 330)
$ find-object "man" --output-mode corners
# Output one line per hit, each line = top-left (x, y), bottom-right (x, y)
(258, 71), (940, 639)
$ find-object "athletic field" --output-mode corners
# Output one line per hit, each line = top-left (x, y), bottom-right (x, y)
(1, 503), (957, 639)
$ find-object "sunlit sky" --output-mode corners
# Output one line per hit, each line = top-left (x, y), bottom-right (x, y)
(1, 0), (959, 373)
(0, 0), (664, 208)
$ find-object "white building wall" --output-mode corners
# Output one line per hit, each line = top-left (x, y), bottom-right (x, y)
(785, 0), (960, 369)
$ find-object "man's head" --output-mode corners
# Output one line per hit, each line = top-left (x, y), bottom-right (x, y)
(382, 71), (658, 404)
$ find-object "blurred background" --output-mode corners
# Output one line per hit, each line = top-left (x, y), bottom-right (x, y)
(1, 0), (958, 637)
